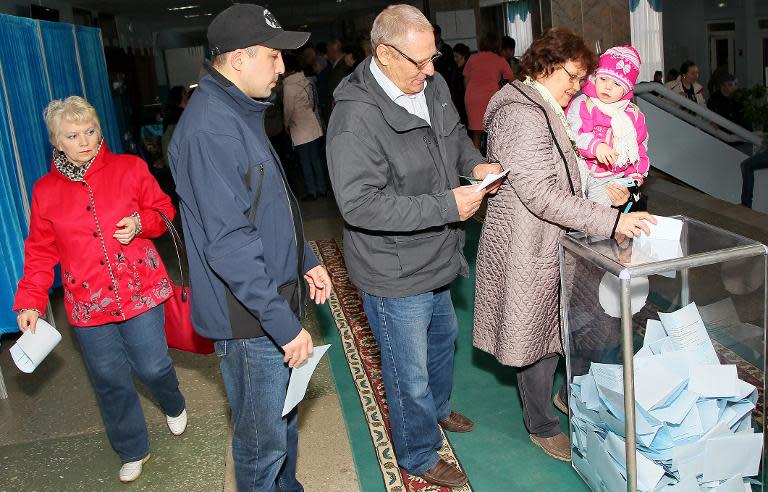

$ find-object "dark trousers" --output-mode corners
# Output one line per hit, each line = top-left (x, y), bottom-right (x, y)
(741, 150), (768, 208)
(517, 353), (566, 438)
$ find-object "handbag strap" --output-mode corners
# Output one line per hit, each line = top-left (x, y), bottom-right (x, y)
(508, 82), (576, 196)
(157, 211), (186, 291)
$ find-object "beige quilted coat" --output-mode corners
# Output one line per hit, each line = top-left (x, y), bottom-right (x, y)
(473, 81), (620, 367)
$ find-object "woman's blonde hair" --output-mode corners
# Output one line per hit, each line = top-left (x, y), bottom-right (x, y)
(370, 4), (433, 50)
(43, 96), (101, 144)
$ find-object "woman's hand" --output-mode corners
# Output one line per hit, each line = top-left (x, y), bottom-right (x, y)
(114, 215), (139, 245)
(615, 212), (656, 239)
(596, 143), (618, 166)
(471, 163), (504, 194)
(606, 184), (630, 206)
(17, 309), (39, 333)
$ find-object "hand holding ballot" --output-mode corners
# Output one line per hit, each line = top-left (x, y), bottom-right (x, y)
(469, 162), (505, 193)
(453, 183), (487, 221)
(17, 308), (40, 333)
(615, 211), (656, 239)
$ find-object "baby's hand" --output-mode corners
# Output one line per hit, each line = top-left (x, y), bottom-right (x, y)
(595, 143), (619, 166)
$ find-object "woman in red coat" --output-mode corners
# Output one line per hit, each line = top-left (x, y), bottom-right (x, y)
(13, 96), (186, 483)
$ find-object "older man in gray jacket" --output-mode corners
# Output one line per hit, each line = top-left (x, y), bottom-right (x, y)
(327, 4), (501, 488)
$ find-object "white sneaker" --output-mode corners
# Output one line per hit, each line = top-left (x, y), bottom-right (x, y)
(166, 408), (187, 436)
(119, 454), (150, 483)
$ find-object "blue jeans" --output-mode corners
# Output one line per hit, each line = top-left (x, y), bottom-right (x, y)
(741, 149), (768, 208)
(294, 138), (327, 197)
(360, 287), (458, 475)
(215, 337), (302, 492)
(74, 304), (185, 463)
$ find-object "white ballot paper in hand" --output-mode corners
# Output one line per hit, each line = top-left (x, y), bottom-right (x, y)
(10, 318), (62, 373)
(282, 344), (331, 416)
(640, 215), (683, 240)
(474, 168), (510, 191)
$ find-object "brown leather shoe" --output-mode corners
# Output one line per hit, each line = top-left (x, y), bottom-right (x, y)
(530, 433), (572, 461)
(553, 392), (569, 415)
(438, 411), (475, 433)
(417, 459), (468, 488)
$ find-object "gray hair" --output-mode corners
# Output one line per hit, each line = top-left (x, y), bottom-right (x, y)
(43, 96), (101, 144)
(370, 4), (433, 50)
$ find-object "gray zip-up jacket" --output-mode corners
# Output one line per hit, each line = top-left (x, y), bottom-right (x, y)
(326, 57), (484, 297)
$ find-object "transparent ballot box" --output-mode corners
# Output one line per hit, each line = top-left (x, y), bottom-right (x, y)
(559, 216), (767, 492)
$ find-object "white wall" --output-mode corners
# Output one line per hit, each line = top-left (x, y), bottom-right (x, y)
(638, 99), (768, 213)
(664, 0), (768, 93)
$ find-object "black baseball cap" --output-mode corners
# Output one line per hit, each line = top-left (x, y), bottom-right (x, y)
(207, 4), (310, 56)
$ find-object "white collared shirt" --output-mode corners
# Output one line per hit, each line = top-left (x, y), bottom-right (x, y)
(369, 58), (431, 126)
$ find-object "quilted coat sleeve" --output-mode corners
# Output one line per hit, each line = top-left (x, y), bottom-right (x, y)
(487, 104), (619, 238)
(135, 157), (175, 238)
(13, 186), (59, 315)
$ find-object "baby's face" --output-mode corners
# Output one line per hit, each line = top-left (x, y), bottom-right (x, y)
(595, 76), (626, 104)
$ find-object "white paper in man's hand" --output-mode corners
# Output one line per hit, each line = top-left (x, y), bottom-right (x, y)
(282, 344), (330, 416)
(474, 168), (510, 191)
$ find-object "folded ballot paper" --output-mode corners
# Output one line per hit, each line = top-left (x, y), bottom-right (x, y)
(631, 216), (684, 278)
(569, 302), (763, 492)
(10, 318), (62, 373)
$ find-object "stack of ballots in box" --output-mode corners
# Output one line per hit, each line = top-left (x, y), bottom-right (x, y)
(569, 302), (764, 491)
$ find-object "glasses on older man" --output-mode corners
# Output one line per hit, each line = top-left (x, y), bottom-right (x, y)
(559, 64), (587, 87)
(385, 44), (442, 70)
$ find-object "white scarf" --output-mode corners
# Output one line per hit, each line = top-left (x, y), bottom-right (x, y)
(590, 97), (639, 168)
(523, 77), (577, 144)
(523, 77), (589, 196)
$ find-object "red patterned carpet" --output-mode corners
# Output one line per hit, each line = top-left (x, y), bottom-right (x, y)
(310, 239), (473, 492)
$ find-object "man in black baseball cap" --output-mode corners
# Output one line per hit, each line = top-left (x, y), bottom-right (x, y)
(168, 5), (332, 492)
(207, 3), (309, 57)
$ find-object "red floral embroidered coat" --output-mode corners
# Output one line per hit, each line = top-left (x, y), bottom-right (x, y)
(14, 145), (175, 327)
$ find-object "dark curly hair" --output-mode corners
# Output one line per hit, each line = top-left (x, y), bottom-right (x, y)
(518, 28), (597, 80)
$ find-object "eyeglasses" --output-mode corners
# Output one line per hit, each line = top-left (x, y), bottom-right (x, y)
(559, 64), (587, 86)
(385, 44), (442, 70)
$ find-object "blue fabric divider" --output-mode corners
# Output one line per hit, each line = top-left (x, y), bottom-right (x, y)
(39, 21), (85, 100)
(75, 26), (122, 153)
(0, 15), (53, 201)
(0, 70), (27, 335)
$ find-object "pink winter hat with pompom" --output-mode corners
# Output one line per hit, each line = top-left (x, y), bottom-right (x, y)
(595, 46), (642, 98)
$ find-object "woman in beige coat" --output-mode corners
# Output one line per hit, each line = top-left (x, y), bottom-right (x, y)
(283, 54), (327, 200)
(472, 29), (654, 461)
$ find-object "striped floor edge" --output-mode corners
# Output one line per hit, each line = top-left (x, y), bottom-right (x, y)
(310, 239), (474, 492)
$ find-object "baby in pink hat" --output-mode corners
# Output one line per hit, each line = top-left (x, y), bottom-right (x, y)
(566, 45), (649, 208)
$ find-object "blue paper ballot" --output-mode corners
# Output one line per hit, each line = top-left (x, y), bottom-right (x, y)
(689, 365), (738, 398)
(699, 297), (741, 329)
(572, 450), (601, 491)
(633, 360), (687, 411)
(659, 475), (700, 491)
(659, 303), (720, 365)
(668, 405), (703, 442)
(701, 433), (764, 482)
(604, 431), (665, 491)
(589, 433), (628, 492)
(635, 345), (654, 360)
(282, 344), (331, 416)
(722, 400), (756, 428)
(650, 390), (699, 425)
(705, 475), (747, 492)
(644, 319), (667, 347)
(580, 373), (602, 411)
(696, 400), (720, 433)
(727, 378), (757, 403)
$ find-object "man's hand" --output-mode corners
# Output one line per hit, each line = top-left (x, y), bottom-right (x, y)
(452, 185), (486, 221)
(471, 162), (504, 194)
(615, 212), (656, 239)
(606, 183), (631, 206)
(281, 328), (313, 368)
(304, 265), (332, 305)
(595, 143), (618, 166)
